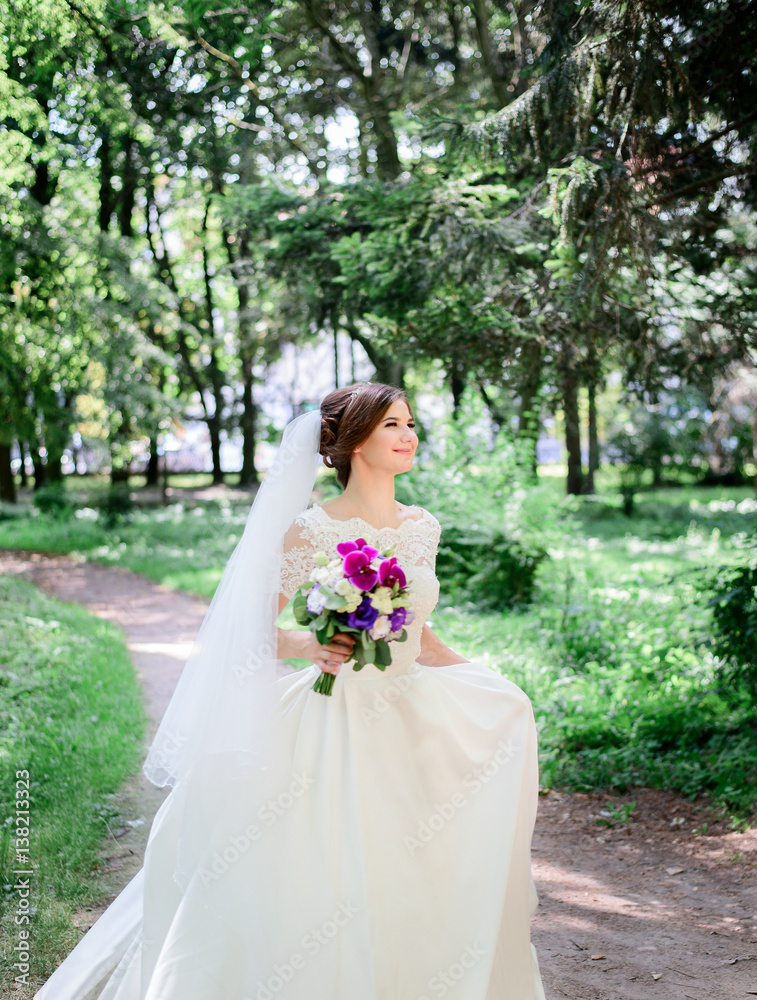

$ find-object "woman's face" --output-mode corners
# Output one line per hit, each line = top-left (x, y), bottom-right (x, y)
(352, 400), (418, 477)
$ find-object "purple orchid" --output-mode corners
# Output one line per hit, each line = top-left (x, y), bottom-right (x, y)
(336, 538), (380, 591)
(378, 556), (406, 590)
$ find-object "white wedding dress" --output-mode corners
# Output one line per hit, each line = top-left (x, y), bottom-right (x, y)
(35, 502), (545, 1000)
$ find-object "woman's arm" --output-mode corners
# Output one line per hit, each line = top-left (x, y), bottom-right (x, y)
(276, 593), (355, 675)
(418, 623), (469, 667)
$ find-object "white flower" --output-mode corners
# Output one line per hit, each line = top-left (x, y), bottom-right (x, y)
(369, 586), (394, 615)
(310, 566), (331, 585)
(337, 598), (361, 613)
(306, 587), (328, 614)
(370, 616), (391, 641)
(334, 578), (357, 598)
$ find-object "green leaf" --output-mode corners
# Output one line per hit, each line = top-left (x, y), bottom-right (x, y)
(374, 640), (392, 666)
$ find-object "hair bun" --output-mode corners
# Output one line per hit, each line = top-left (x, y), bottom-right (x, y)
(320, 412), (340, 464)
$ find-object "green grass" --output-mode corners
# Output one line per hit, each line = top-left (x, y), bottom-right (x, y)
(0, 500), (251, 598)
(0, 576), (146, 992)
(2, 477), (757, 818)
(430, 484), (757, 816)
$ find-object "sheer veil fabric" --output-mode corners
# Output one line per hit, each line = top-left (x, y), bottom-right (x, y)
(36, 409), (374, 998)
(34, 406), (545, 1000)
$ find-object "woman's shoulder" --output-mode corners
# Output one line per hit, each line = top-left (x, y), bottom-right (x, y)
(398, 504), (441, 537)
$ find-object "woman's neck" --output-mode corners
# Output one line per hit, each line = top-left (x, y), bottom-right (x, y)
(333, 469), (399, 528)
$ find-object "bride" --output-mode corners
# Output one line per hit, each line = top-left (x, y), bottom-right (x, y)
(35, 381), (545, 1000)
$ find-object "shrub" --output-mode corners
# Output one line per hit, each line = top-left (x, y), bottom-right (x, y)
(32, 485), (72, 518)
(707, 546), (757, 697)
(396, 390), (560, 606)
(436, 524), (545, 609)
(97, 484), (135, 526)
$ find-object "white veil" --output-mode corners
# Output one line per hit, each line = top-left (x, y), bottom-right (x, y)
(134, 406), (373, 996)
(144, 407), (322, 790)
(35, 407), (375, 998)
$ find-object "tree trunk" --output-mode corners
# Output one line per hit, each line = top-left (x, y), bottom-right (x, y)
(588, 378), (600, 476)
(208, 414), (224, 485)
(238, 356), (259, 487)
(479, 382), (507, 434)
(753, 406), (757, 498)
(473, 0), (509, 107)
(0, 443), (16, 502)
(46, 453), (63, 482)
(228, 230), (258, 487)
(563, 357), (583, 495)
(371, 108), (402, 180)
(343, 320), (404, 388)
(146, 435), (160, 486)
(450, 364), (466, 420)
(44, 391), (75, 483)
(18, 442), (28, 487)
(30, 442), (46, 490)
(98, 131), (114, 233)
(374, 356), (404, 388)
(110, 415), (132, 484)
(201, 202), (226, 486)
(119, 137), (137, 238)
(518, 341), (542, 476)
(583, 380), (598, 494)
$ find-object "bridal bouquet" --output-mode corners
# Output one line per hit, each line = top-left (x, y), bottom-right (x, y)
(292, 538), (414, 696)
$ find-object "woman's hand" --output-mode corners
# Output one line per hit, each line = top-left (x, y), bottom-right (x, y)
(304, 632), (356, 675)
(418, 624), (469, 667)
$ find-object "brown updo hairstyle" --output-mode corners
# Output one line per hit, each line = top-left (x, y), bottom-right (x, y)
(320, 382), (411, 488)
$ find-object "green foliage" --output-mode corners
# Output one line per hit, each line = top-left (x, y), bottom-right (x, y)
(97, 484), (135, 526)
(595, 800), (636, 827)
(31, 485), (71, 518)
(396, 392), (562, 607)
(0, 576), (145, 988)
(605, 387), (756, 500)
(435, 524), (545, 609)
(707, 544), (757, 696)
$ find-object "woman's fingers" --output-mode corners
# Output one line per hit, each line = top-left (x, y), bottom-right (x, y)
(318, 633), (356, 674)
(324, 638), (354, 659)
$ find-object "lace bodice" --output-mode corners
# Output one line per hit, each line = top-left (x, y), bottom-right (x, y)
(280, 504), (441, 677)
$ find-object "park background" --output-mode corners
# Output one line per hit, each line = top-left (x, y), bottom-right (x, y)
(1, 0), (757, 993)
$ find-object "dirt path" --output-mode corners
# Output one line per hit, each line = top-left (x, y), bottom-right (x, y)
(2, 550), (756, 999)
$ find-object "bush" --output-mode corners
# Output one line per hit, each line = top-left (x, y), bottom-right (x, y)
(396, 390), (560, 606)
(436, 524), (545, 609)
(707, 546), (757, 697)
(97, 483), (135, 526)
(32, 485), (71, 518)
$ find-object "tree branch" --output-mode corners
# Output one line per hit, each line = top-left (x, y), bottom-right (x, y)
(193, 34), (322, 174)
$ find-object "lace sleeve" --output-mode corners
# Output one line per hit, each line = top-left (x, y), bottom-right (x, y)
(279, 515), (316, 600)
(425, 510), (442, 570)
(395, 507), (441, 571)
